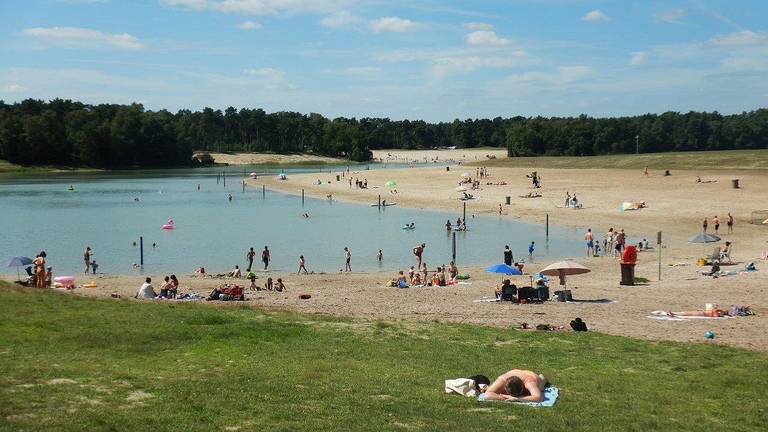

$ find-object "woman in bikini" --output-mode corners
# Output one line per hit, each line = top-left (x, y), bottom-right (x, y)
(482, 369), (547, 402)
(33, 251), (47, 288)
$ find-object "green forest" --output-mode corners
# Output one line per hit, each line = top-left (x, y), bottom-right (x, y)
(0, 98), (766, 168)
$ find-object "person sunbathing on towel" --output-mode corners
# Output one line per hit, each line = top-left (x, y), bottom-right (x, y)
(667, 308), (727, 317)
(482, 369), (547, 402)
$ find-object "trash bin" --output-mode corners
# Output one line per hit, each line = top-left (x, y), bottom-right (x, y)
(446, 166), (450, 172)
(664, 170), (671, 176)
(732, 179), (740, 189)
(620, 263), (635, 286)
(336, 174), (340, 181)
(505, 196), (511, 205)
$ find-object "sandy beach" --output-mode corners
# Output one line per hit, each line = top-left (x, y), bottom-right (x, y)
(7, 151), (767, 351)
(205, 152), (347, 165)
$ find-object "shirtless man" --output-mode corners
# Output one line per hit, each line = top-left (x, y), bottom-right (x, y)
(482, 369), (547, 402)
(246, 247), (255, 272)
(726, 213), (734, 233)
(584, 229), (594, 256)
(297, 255), (308, 274)
(413, 243), (425, 267)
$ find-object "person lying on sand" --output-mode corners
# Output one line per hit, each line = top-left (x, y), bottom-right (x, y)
(520, 192), (542, 198)
(481, 369), (547, 402)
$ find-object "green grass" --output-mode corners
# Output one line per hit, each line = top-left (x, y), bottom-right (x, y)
(1, 283), (766, 431)
(472, 149), (768, 170)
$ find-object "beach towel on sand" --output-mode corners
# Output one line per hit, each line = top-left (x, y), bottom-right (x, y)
(647, 311), (730, 321)
(477, 387), (559, 407)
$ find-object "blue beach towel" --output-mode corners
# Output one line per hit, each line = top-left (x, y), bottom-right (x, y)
(477, 387), (559, 407)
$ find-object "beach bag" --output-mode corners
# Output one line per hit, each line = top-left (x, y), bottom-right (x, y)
(208, 289), (220, 300)
(570, 318), (588, 332)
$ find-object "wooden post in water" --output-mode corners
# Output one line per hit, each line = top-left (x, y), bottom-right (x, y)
(302, 189), (305, 206)
(463, 202), (467, 227)
(242, 180), (245, 193)
(452, 231), (456, 261)
(545, 213), (549, 238)
(223, 171), (226, 188)
(139, 236), (144, 267)
(378, 194), (381, 208)
(262, 184), (265, 199)
(217, 173), (220, 184)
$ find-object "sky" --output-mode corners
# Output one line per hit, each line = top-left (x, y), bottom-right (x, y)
(0, 0), (766, 121)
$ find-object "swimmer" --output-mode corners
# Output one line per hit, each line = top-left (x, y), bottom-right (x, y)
(228, 193), (233, 201)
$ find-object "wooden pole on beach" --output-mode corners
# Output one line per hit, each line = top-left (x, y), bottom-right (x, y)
(452, 232), (456, 261)
(139, 236), (144, 267)
(657, 231), (662, 281)
(545, 213), (549, 238)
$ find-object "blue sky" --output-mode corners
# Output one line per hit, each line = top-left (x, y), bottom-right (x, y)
(0, 0), (766, 121)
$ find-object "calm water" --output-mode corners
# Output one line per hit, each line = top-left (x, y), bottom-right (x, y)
(1, 166), (585, 276)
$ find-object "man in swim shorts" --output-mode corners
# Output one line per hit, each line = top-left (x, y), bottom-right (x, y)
(262, 246), (270, 270)
(246, 247), (255, 272)
(344, 247), (351, 272)
(584, 229), (594, 256)
(413, 243), (425, 267)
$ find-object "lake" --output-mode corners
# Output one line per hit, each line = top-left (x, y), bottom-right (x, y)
(1, 165), (585, 276)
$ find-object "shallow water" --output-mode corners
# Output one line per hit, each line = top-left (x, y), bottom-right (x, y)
(1, 165), (585, 276)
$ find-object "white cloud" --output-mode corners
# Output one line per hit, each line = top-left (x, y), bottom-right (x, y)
(161, 0), (353, 16)
(630, 51), (649, 65)
(466, 30), (510, 46)
(431, 54), (526, 79)
(464, 22), (494, 31)
(558, 65), (592, 81)
(710, 30), (768, 46)
(237, 20), (261, 29)
(320, 10), (361, 28)
(23, 26), (144, 49)
(340, 66), (382, 80)
(369, 16), (420, 33)
(582, 10), (610, 22)
(657, 8), (686, 24)
(243, 67), (285, 79)
(4, 84), (26, 93)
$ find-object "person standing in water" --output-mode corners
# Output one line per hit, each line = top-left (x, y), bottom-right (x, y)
(585, 229), (594, 256)
(503, 245), (513, 266)
(528, 241), (535, 258)
(83, 246), (92, 274)
(246, 247), (256, 272)
(298, 255), (308, 274)
(344, 247), (352, 272)
(413, 243), (425, 268)
(377, 249), (383, 262)
(262, 246), (270, 270)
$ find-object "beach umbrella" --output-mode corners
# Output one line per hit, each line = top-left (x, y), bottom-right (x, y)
(539, 260), (590, 288)
(456, 186), (467, 192)
(385, 180), (397, 187)
(688, 233), (721, 243)
(6, 256), (32, 281)
(485, 263), (522, 276)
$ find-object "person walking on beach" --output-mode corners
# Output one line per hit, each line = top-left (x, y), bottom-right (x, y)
(564, 192), (570, 208)
(83, 246), (92, 274)
(642, 166), (649, 177)
(585, 229), (594, 256)
(503, 245), (513, 266)
(262, 246), (270, 270)
(727, 213), (734, 233)
(344, 247), (352, 272)
(413, 243), (425, 268)
(298, 255), (308, 274)
(615, 229), (626, 255)
(713, 215), (720, 234)
(421, 261), (428, 282)
(246, 247), (255, 272)
(702, 217), (708, 233)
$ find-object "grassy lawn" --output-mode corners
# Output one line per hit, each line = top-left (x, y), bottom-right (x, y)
(473, 149), (768, 170)
(1, 284), (766, 432)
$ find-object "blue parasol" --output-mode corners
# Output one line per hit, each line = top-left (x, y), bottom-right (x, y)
(485, 263), (522, 275)
(6, 256), (33, 281)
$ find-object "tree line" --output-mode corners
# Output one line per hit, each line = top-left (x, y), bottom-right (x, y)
(0, 98), (765, 168)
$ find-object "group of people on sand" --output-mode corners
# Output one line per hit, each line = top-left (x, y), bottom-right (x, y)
(476, 167), (490, 179)
(135, 275), (179, 299)
(349, 178), (368, 189)
(702, 213), (734, 234)
(393, 260), (459, 288)
(564, 191), (581, 209)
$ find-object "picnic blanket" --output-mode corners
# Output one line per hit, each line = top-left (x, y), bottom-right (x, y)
(477, 387), (559, 407)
